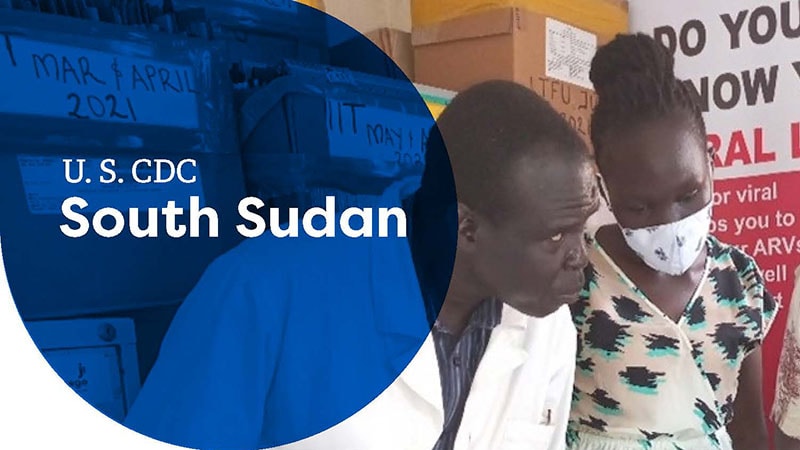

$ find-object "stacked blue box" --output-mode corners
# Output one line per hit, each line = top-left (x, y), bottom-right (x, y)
(236, 59), (436, 218)
(0, 10), (246, 320)
(168, 0), (330, 72)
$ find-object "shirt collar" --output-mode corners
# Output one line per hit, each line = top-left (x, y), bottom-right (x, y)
(433, 298), (503, 335)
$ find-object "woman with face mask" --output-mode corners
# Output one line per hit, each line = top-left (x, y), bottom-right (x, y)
(566, 33), (778, 450)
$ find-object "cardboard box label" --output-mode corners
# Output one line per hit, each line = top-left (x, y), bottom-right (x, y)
(545, 18), (597, 90)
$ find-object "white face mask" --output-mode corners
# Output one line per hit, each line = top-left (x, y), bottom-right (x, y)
(620, 202), (712, 276)
(597, 175), (713, 276)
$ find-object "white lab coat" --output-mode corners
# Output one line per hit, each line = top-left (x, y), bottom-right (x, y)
(275, 304), (576, 450)
(126, 179), (577, 450)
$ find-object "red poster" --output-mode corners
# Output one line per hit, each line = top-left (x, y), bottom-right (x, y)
(713, 171), (800, 417)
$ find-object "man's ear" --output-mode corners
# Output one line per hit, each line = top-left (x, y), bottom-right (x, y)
(457, 202), (479, 248)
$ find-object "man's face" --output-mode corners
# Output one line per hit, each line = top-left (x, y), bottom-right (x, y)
(468, 153), (599, 318)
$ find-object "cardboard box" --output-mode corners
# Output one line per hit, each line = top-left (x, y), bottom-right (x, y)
(366, 28), (414, 79)
(411, 0), (628, 37)
(325, 0), (411, 35)
(599, 0), (629, 10)
(329, 28), (413, 80)
(413, 5), (629, 147)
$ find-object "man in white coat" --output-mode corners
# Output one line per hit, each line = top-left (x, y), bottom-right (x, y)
(125, 80), (599, 450)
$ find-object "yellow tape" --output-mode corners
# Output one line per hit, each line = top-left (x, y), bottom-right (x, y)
(295, 0), (325, 11)
(412, 0), (628, 37)
(426, 102), (446, 119)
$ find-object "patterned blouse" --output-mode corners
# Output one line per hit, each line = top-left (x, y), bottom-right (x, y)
(567, 234), (778, 450)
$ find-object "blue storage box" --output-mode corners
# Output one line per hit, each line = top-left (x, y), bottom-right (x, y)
(237, 60), (436, 211)
(0, 10), (247, 319)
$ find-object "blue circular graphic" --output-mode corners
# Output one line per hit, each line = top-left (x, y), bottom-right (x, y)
(0, 3), (456, 448)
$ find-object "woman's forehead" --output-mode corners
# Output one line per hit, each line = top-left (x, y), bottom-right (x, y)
(600, 119), (707, 175)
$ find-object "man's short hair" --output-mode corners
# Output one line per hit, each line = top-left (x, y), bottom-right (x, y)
(422, 80), (590, 219)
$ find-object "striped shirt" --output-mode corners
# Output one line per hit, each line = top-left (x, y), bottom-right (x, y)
(432, 298), (503, 450)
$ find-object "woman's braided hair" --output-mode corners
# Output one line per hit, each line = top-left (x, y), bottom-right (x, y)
(589, 33), (707, 159)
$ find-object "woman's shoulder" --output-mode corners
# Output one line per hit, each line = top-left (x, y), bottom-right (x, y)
(707, 234), (779, 317)
(707, 234), (761, 276)
(707, 235), (780, 346)
(572, 232), (620, 324)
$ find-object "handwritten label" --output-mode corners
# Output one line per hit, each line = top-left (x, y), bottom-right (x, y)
(17, 155), (205, 215)
(0, 36), (201, 128)
(532, 76), (596, 139)
(326, 100), (434, 167)
(545, 18), (597, 90)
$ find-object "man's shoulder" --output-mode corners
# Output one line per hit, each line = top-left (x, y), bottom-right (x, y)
(218, 232), (373, 272)
(528, 304), (574, 330)
(545, 305), (577, 346)
(515, 305), (576, 383)
(518, 305), (576, 352)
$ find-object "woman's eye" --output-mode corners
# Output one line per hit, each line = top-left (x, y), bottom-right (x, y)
(550, 233), (564, 242)
(627, 205), (646, 213)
